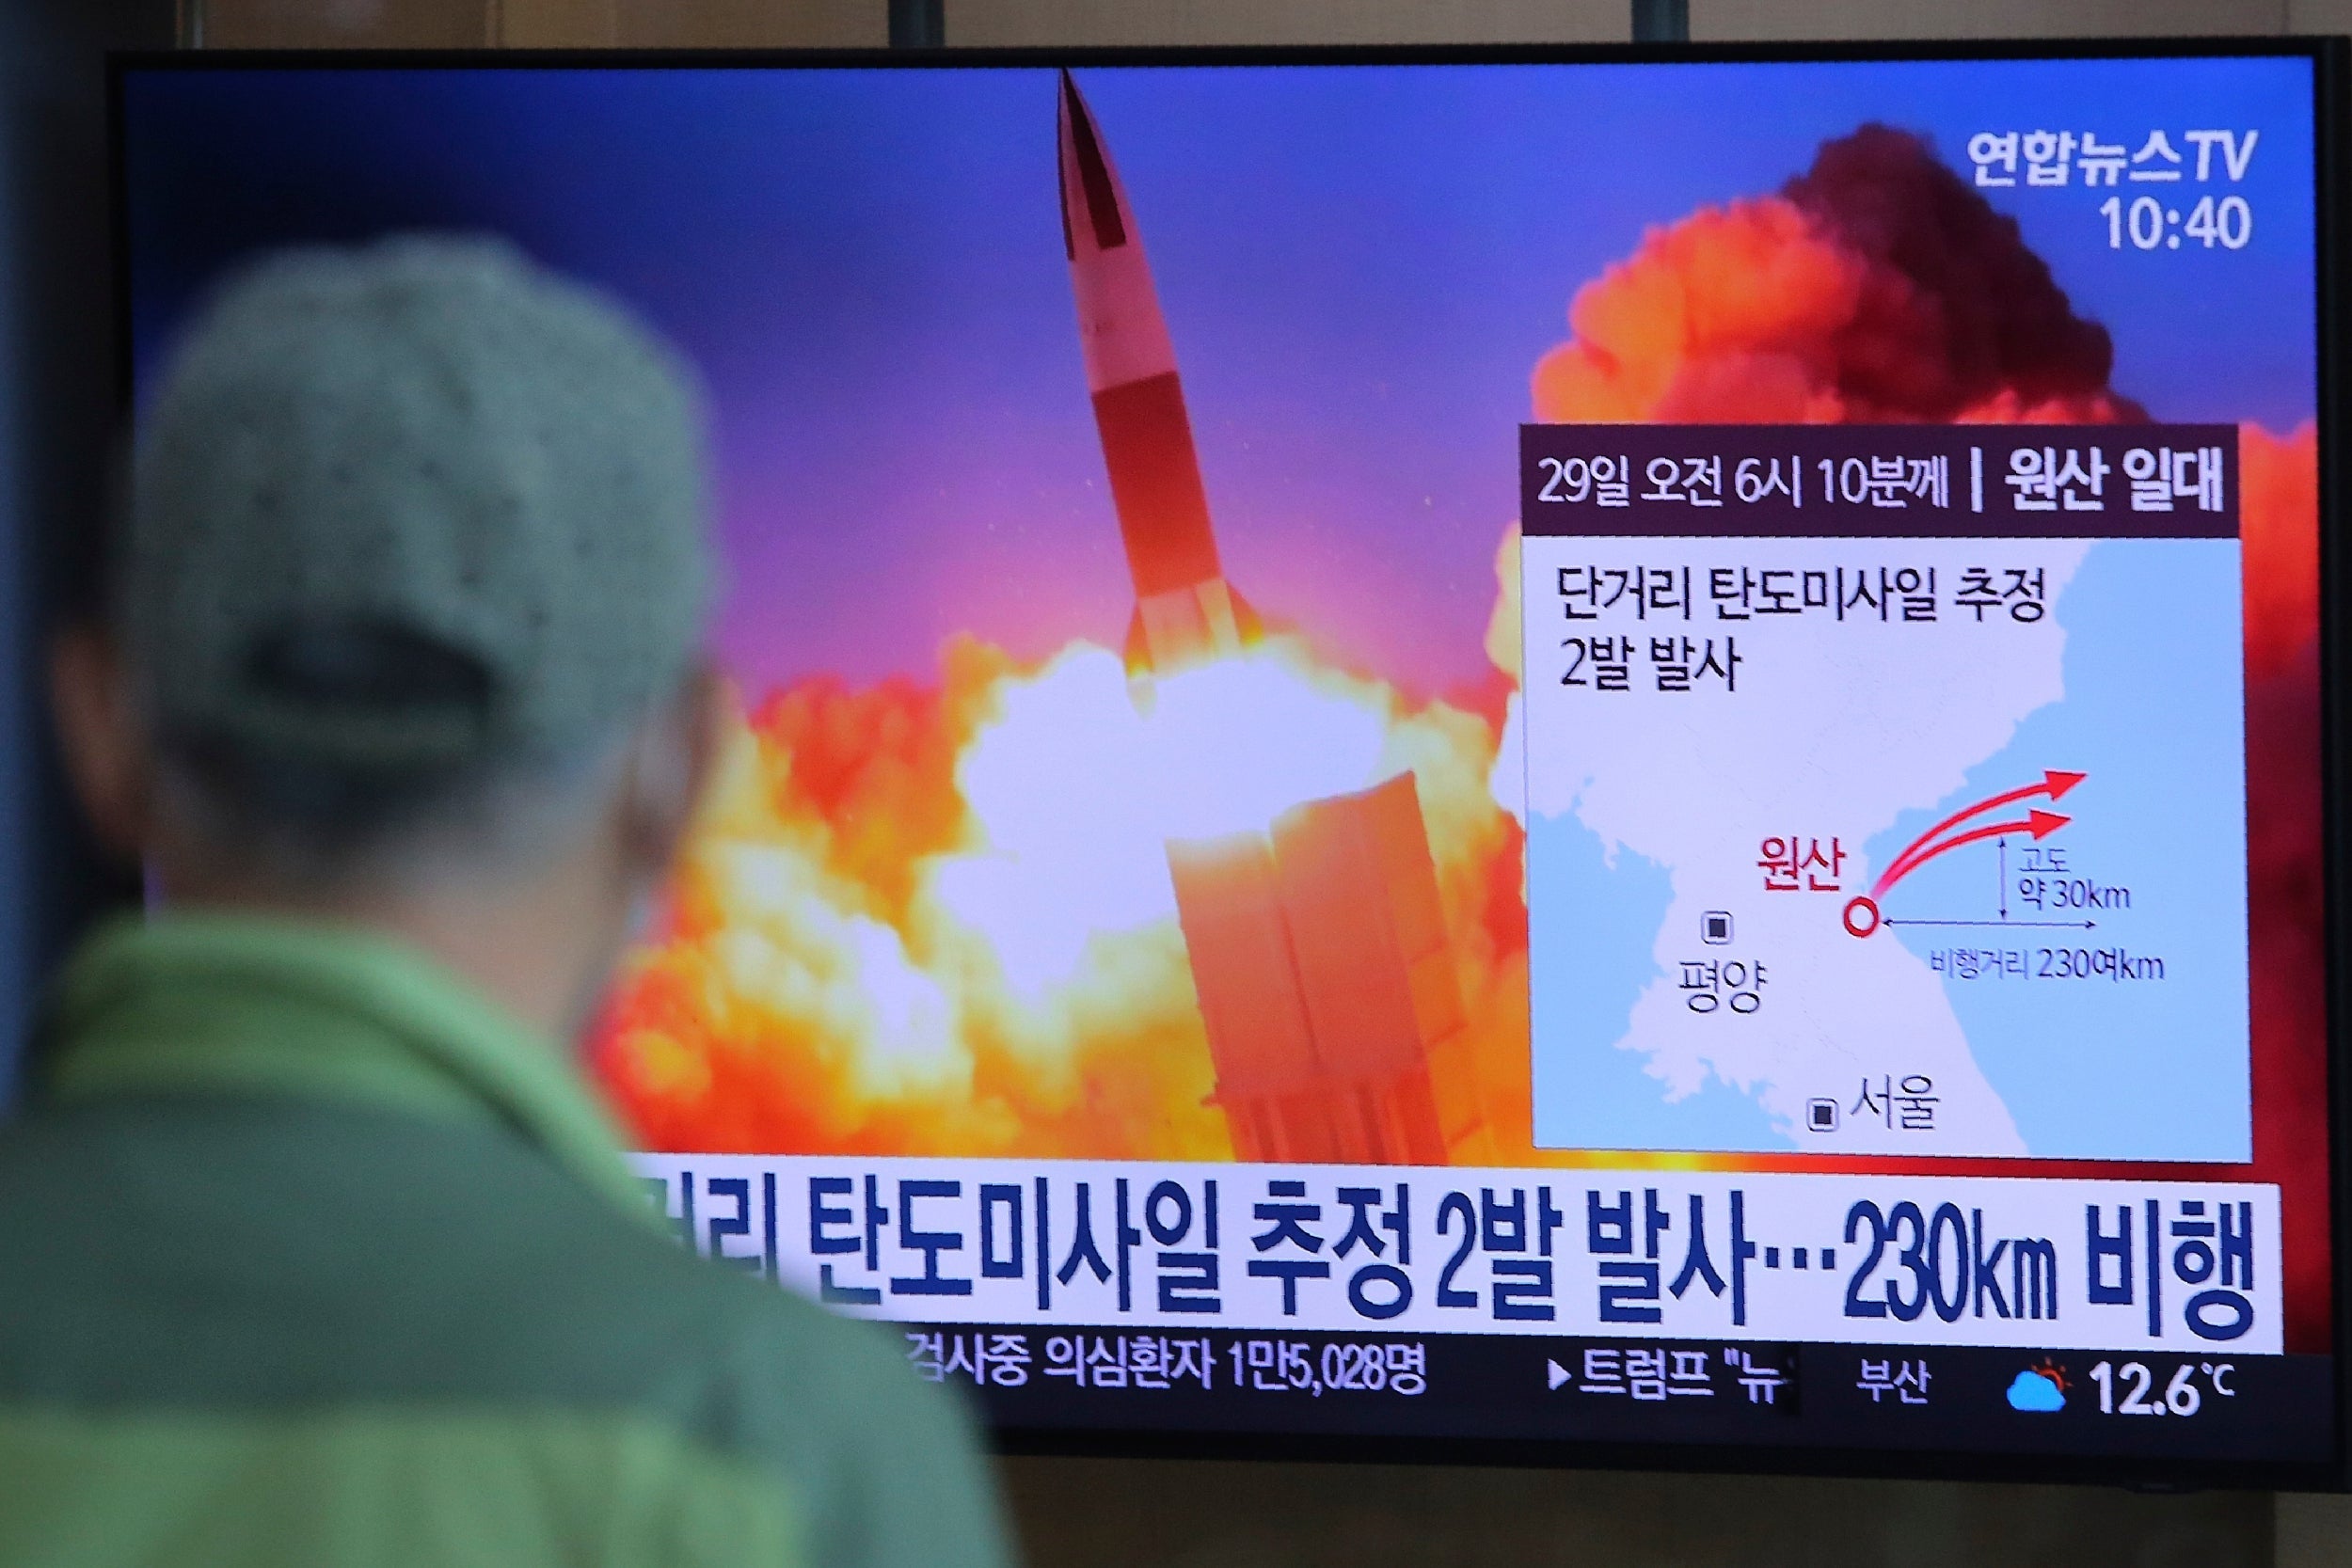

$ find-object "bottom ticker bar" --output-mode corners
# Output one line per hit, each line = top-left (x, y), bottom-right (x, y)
(900, 1323), (2330, 1465)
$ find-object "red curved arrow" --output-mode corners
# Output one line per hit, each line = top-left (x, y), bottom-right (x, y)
(1872, 811), (2071, 897)
(1869, 771), (2084, 897)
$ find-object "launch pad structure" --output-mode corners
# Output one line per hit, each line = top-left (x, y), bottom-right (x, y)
(1169, 775), (1494, 1164)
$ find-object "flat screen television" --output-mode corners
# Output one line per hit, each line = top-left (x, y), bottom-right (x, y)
(113, 40), (2350, 1489)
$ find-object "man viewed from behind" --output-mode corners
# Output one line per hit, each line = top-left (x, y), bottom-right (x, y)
(0, 237), (1014, 1568)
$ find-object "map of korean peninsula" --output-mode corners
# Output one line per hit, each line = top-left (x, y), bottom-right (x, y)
(1518, 424), (2251, 1163)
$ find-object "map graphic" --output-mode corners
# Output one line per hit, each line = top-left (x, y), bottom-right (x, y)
(1519, 426), (2252, 1162)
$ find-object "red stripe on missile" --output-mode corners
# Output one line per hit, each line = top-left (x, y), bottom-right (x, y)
(1093, 372), (1221, 597)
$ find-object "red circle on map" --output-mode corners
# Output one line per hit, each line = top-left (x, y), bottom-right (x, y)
(1843, 896), (1881, 938)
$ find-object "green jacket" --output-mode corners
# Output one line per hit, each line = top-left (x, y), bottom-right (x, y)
(0, 913), (1015, 1568)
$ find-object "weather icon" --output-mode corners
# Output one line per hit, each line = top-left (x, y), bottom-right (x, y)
(2005, 1361), (2069, 1413)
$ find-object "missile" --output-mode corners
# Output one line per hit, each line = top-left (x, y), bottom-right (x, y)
(1057, 70), (1260, 684)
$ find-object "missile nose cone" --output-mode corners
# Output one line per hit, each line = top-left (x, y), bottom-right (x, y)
(1057, 70), (1128, 259)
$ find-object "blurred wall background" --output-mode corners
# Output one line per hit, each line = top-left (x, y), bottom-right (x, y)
(1, 0), (169, 1103)
(9, 0), (2349, 1561)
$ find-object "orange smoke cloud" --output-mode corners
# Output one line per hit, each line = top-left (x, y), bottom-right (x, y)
(2236, 420), (2325, 1350)
(1534, 124), (2141, 426)
(2241, 420), (2320, 681)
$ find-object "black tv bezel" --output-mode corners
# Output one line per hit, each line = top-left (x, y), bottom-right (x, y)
(105, 36), (2352, 1494)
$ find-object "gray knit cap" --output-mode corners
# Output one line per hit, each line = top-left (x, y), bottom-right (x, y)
(127, 235), (711, 770)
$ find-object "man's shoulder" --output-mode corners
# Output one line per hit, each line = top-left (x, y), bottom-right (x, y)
(0, 1094), (915, 1433)
(626, 1214), (955, 1446)
(498, 1163), (1006, 1568)
(700, 1274), (1009, 1568)
(0, 1093), (1009, 1568)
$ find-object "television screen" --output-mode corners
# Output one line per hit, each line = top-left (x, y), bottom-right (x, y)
(116, 42), (2345, 1486)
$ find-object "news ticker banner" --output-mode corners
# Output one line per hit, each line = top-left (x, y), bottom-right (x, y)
(898, 1327), (2330, 1465)
(630, 1157), (2281, 1356)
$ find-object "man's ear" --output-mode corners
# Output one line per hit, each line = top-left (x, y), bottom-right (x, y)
(616, 662), (726, 882)
(48, 624), (154, 863)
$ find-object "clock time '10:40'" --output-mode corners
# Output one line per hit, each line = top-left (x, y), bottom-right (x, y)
(2100, 195), (2252, 251)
